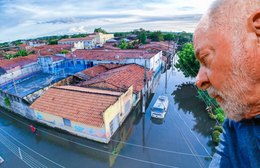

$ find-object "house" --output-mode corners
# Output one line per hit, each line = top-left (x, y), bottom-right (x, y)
(58, 37), (97, 50)
(89, 32), (114, 45)
(77, 64), (154, 106)
(66, 49), (163, 74)
(139, 41), (176, 67)
(30, 85), (133, 143)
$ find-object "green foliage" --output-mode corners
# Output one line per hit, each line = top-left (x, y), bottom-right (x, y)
(48, 40), (58, 45)
(94, 27), (107, 34)
(174, 31), (193, 51)
(175, 43), (199, 77)
(60, 50), (70, 54)
(212, 130), (221, 144)
(214, 125), (223, 133)
(149, 31), (164, 41)
(4, 49), (29, 59)
(4, 96), (11, 108)
(119, 40), (127, 49)
(71, 34), (87, 38)
(164, 33), (175, 41)
(114, 32), (128, 37)
(215, 108), (225, 123)
(209, 113), (217, 120)
(16, 49), (28, 56)
(133, 28), (147, 44)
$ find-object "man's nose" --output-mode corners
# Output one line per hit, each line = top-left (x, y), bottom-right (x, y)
(196, 67), (210, 90)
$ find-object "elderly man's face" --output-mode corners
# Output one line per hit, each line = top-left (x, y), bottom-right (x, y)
(194, 25), (255, 121)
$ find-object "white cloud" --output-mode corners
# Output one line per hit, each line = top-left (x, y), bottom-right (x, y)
(0, 0), (215, 42)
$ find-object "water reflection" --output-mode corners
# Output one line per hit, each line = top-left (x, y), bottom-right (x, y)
(172, 83), (216, 155)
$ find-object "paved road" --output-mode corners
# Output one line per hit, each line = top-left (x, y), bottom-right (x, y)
(0, 68), (215, 168)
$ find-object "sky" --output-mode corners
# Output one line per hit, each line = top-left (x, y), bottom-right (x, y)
(0, 0), (215, 42)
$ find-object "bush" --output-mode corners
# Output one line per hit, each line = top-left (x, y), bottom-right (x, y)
(214, 125), (223, 133)
(4, 96), (11, 108)
(212, 130), (221, 144)
(209, 113), (217, 120)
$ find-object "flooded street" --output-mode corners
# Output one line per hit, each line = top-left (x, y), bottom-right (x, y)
(0, 68), (216, 168)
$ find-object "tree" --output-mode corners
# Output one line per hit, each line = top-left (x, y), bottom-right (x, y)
(164, 33), (175, 41)
(60, 50), (70, 54)
(94, 28), (107, 34)
(48, 40), (58, 45)
(175, 43), (199, 77)
(119, 40), (127, 49)
(16, 49), (28, 56)
(133, 28), (147, 44)
(149, 31), (164, 41)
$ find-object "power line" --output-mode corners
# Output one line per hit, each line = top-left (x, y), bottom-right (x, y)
(0, 128), (65, 168)
(0, 111), (178, 168)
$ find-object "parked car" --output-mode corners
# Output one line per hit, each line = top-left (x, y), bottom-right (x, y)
(151, 96), (169, 119)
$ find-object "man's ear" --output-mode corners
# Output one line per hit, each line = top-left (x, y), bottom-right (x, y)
(248, 9), (260, 38)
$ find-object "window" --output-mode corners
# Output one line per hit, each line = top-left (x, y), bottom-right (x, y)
(109, 120), (114, 135)
(63, 118), (71, 127)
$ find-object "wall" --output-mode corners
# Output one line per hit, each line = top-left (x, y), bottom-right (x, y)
(103, 86), (133, 140)
(0, 90), (35, 120)
(0, 62), (41, 86)
(149, 51), (162, 73)
(34, 110), (108, 143)
(23, 76), (73, 103)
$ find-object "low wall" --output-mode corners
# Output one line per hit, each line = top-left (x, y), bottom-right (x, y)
(24, 76), (74, 103)
(0, 90), (35, 120)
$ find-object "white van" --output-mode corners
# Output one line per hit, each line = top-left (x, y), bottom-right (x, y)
(151, 96), (169, 119)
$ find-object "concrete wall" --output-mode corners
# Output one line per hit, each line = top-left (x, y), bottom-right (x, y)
(0, 90), (35, 120)
(34, 111), (108, 143)
(103, 86), (133, 140)
(23, 76), (74, 104)
(0, 62), (41, 86)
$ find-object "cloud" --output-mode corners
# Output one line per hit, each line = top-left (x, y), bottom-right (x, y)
(0, 0), (215, 42)
(68, 26), (87, 34)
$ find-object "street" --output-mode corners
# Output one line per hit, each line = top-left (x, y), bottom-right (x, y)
(0, 68), (216, 168)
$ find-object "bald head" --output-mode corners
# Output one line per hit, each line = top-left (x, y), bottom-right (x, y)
(195, 0), (260, 38)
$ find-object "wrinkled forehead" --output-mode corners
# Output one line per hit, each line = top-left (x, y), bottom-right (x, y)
(193, 15), (211, 48)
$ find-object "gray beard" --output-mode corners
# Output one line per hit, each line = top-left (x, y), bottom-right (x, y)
(207, 80), (250, 122)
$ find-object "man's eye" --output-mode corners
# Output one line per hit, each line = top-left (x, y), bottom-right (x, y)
(201, 54), (209, 65)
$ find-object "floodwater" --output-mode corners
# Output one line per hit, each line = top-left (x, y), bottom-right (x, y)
(0, 68), (216, 168)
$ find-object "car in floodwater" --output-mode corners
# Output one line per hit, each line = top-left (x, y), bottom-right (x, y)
(151, 96), (169, 119)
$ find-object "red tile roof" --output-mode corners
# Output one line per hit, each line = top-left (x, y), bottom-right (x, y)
(79, 64), (153, 93)
(31, 44), (72, 56)
(81, 64), (122, 77)
(58, 37), (95, 43)
(139, 42), (174, 52)
(31, 86), (122, 127)
(0, 54), (64, 71)
(66, 49), (158, 60)
(0, 54), (38, 70)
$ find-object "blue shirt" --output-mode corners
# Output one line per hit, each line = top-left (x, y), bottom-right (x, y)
(210, 117), (260, 168)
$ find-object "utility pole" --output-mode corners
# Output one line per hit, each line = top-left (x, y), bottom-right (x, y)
(142, 59), (147, 113)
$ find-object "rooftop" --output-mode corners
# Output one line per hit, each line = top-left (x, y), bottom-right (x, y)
(31, 44), (72, 56)
(78, 64), (153, 93)
(30, 86), (122, 127)
(66, 49), (159, 61)
(0, 54), (38, 71)
(139, 42), (174, 52)
(58, 37), (95, 43)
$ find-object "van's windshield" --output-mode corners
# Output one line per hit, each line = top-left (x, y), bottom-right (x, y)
(152, 107), (164, 113)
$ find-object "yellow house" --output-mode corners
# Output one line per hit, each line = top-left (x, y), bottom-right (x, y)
(90, 32), (114, 45)
(30, 85), (133, 143)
